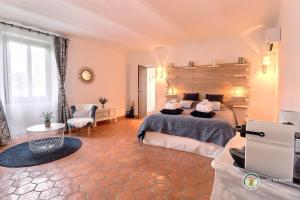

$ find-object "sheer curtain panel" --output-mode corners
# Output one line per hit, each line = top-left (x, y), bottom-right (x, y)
(0, 25), (58, 136)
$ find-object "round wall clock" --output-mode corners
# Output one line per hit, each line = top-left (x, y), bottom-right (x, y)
(79, 68), (94, 83)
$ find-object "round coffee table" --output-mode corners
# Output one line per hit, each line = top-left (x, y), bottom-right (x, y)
(26, 123), (65, 154)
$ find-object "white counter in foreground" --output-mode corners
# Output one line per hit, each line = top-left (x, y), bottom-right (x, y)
(211, 135), (300, 200)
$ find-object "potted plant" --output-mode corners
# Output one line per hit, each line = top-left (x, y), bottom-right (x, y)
(41, 112), (54, 127)
(99, 97), (108, 108)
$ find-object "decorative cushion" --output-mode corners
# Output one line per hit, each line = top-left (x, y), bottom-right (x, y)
(183, 93), (199, 101)
(70, 105), (98, 119)
(160, 108), (184, 115)
(190, 110), (216, 118)
(206, 94), (224, 103)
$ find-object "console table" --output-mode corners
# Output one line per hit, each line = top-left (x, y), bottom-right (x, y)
(95, 107), (117, 126)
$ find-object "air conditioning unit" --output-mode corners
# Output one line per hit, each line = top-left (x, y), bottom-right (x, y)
(265, 27), (281, 43)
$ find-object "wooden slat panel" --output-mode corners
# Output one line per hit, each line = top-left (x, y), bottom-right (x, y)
(167, 63), (250, 105)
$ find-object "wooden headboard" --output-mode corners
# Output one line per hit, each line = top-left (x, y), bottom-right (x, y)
(167, 63), (250, 106)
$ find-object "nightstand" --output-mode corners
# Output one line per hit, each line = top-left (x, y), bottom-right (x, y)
(231, 105), (248, 126)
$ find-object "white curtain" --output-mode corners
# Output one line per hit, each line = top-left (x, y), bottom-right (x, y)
(0, 25), (58, 136)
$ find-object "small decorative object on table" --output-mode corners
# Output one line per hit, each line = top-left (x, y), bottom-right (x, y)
(126, 106), (135, 118)
(99, 97), (108, 108)
(41, 112), (54, 128)
(237, 57), (246, 64)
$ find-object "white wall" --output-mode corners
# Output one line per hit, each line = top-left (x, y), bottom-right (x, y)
(127, 36), (279, 121)
(66, 37), (127, 116)
(278, 0), (300, 112)
(147, 68), (156, 112)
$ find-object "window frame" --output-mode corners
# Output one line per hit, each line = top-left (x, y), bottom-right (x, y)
(4, 35), (53, 103)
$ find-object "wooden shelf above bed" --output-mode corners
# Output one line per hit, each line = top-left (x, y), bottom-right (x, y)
(232, 105), (248, 109)
(168, 62), (251, 69)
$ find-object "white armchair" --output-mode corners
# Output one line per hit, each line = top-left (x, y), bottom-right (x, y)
(67, 104), (98, 136)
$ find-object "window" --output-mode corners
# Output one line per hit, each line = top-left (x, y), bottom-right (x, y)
(0, 32), (58, 135)
(5, 36), (52, 103)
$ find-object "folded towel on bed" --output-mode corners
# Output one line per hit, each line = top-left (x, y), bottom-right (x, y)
(190, 110), (216, 118)
(196, 99), (213, 112)
(164, 102), (180, 110)
(160, 108), (184, 115)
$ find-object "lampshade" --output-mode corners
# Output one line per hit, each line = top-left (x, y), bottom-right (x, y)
(157, 64), (163, 72)
(167, 87), (177, 95)
(233, 87), (246, 97)
(157, 64), (164, 79)
(262, 56), (271, 65)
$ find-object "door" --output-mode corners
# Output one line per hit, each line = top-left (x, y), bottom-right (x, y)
(138, 65), (147, 118)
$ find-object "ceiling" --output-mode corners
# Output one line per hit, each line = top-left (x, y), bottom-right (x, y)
(0, 0), (281, 51)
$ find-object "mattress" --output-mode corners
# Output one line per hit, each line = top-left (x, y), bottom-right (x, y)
(143, 131), (224, 158)
(138, 104), (236, 147)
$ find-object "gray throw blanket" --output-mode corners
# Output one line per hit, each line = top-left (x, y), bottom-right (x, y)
(138, 113), (235, 147)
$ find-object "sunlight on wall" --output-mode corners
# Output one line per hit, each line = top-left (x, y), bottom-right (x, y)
(232, 87), (247, 97)
(147, 68), (156, 113)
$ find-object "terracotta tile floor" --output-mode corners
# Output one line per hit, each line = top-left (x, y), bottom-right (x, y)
(0, 119), (215, 200)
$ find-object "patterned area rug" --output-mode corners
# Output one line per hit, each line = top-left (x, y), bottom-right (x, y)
(0, 137), (82, 168)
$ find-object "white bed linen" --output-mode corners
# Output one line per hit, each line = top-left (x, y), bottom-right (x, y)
(143, 131), (224, 158)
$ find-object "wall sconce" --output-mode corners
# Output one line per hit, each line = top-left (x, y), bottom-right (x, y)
(233, 87), (246, 97)
(157, 64), (164, 79)
(167, 87), (177, 96)
(262, 55), (271, 74)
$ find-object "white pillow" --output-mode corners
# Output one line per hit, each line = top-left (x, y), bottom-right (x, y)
(180, 100), (193, 109)
(210, 101), (221, 111)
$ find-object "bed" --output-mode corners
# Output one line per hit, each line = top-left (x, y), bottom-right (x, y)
(138, 104), (236, 158)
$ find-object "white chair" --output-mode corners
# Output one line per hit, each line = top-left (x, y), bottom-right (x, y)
(67, 104), (98, 136)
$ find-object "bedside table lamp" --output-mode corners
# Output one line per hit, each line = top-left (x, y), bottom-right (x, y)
(167, 87), (177, 96)
(233, 87), (246, 97)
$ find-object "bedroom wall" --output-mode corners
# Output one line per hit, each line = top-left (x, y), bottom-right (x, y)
(278, 0), (300, 112)
(66, 37), (127, 117)
(127, 36), (279, 121)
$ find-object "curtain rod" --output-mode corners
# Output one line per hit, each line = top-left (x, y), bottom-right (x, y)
(0, 20), (69, 40)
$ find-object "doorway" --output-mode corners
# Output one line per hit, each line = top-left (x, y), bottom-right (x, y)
(138, 65), (156, 118)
